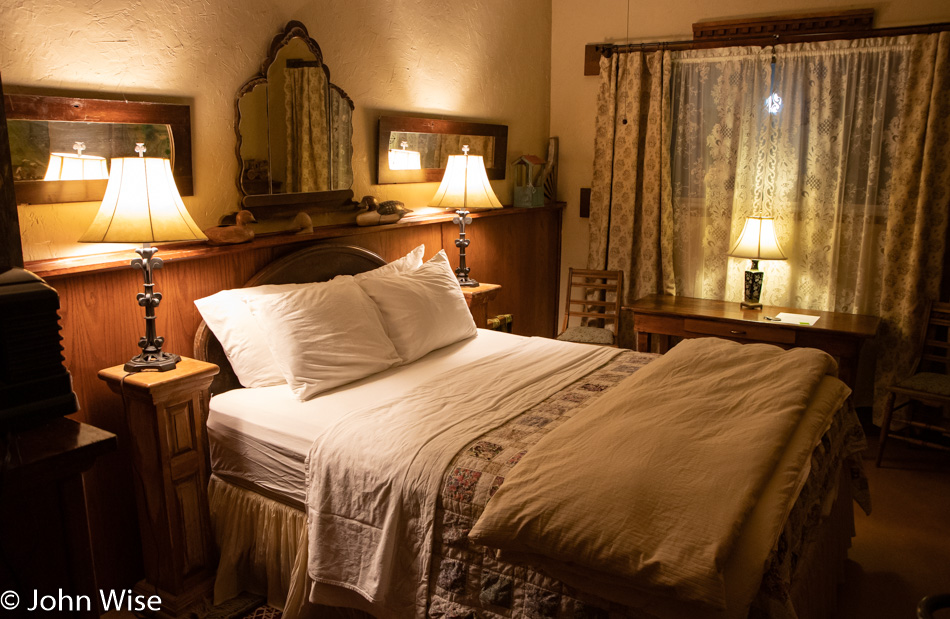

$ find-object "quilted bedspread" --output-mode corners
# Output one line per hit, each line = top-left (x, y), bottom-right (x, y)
(428, 347), (869, 619)
(302, 337), (868, 619)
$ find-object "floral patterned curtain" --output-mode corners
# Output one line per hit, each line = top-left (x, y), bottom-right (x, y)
(588, 51), (674, 310)
(875, 32), (950, 422)
(285, 65), (330, 193)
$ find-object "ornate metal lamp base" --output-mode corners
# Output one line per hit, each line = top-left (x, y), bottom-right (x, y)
(125, 350), (180, 373)
(453, 209), (479, 288)
(125, 245), (179, 373)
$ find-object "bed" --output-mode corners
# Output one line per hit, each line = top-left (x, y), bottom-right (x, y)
(193, 244), (870, 619)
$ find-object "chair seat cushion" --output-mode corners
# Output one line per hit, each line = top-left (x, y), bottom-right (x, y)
(556, 326), (615, 345)
(896, 372), (950, 397)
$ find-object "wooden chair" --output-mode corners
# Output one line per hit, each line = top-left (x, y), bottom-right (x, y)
(877, 300), (950, 466)
(556, 268), (624, 346)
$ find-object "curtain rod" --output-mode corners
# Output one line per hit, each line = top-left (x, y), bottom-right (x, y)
(584, 21), (950, 75)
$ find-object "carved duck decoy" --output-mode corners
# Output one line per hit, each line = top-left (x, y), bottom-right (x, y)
(356, 195), (412, 226)
(293, 211), (313, 235)
(204, 210), (257, 245)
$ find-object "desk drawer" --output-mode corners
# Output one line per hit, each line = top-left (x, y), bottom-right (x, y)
(683, 318), (796, 345)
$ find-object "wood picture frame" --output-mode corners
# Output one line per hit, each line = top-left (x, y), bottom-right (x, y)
(3, 93), (193, 204)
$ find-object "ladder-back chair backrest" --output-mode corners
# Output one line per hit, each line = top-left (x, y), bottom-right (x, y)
(915, 300), (950, 376)
(561, 268), (624, 333)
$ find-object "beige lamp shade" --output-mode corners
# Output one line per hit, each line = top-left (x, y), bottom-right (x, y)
(428, 153), (503, 210)
(79, 157), (206, 243)
(43, 153), (110, 181)
(728, 216), (786, 261)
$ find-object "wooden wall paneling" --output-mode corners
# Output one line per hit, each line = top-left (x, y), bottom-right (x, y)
(51, 269), (145, 589)
(441, 208), (562, 337)
(35, 206), (563, 591)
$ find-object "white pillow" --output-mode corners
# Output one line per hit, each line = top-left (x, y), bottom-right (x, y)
(243, 277), (401, 401)
(194, 245), (424, 388)
(194, 283), (300, 387)
(353, 244), (425, 283)
(358, 250), (477, 364)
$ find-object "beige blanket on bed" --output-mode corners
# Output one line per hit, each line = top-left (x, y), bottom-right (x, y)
(305, 337), (621, 619)
(468, 338), (844, 611)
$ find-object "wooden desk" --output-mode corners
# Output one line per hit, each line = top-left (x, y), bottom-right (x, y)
(627, 294), (880, 388)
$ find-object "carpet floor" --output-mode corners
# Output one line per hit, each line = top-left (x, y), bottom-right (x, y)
(836, 416), (950, 619)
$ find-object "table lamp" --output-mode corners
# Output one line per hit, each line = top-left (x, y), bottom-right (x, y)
(79, 143), (207, 372)
(428, 145), (502, 287)
(727, 215), (786, 310)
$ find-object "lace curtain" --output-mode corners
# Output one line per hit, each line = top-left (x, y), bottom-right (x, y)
(589, 33), (950, 419)
(670, 39), (913, 314)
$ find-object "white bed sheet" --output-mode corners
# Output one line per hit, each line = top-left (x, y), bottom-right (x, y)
(208, 328), (526, 504)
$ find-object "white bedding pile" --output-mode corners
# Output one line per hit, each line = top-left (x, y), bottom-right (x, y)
(469, 338), (850, 611)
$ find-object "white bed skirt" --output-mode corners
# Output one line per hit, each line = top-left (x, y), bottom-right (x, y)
(209, 475), (309, 614)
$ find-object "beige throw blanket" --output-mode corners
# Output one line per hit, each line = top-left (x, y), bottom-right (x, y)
(305, 338), (621, 618)
(468, 338), (844, 610)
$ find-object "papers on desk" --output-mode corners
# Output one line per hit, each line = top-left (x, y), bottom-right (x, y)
(775, 312), (820, 326)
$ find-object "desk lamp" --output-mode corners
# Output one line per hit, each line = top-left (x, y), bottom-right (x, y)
(728, 215), (786, 310)
(428, 145), (502, 287)
(79, 143), (207, 371)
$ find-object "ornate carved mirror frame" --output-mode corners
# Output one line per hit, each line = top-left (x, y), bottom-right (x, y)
(235, 20), (356, 218)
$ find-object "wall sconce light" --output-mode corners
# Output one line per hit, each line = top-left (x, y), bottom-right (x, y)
(79, 143), (206, 371)
(428, 145), (502, 287)
(728, 215), (786, 310)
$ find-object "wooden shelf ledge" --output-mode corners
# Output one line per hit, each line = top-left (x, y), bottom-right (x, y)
(26, 203), (565, 280)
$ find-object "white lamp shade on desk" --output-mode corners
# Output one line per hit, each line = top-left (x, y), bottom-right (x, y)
(728, 216), (786, 261)
(79, 157), (206, 244)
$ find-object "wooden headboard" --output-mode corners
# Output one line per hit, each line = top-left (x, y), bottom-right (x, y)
(193, 244), (386, 396)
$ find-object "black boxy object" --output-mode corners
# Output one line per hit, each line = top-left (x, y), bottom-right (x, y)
(0, 267), (78, 429)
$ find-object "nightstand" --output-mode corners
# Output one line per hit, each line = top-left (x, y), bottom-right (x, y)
(461, 282), (501, 329)
(98, 357), (219, 618)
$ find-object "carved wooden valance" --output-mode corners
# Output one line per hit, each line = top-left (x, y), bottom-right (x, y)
(584, 9), (950, 75)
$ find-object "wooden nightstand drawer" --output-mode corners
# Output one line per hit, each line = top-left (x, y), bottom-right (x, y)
(683, 318), (796, 345)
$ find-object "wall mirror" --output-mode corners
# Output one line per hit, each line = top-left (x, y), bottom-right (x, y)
(4, 94), (192, 205)
(236, 20), (355, 216)
(377, 116), (508, 184)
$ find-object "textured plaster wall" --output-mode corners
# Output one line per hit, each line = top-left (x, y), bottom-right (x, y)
(551, 0), (950, 317)
(3, 0), (552, 261)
